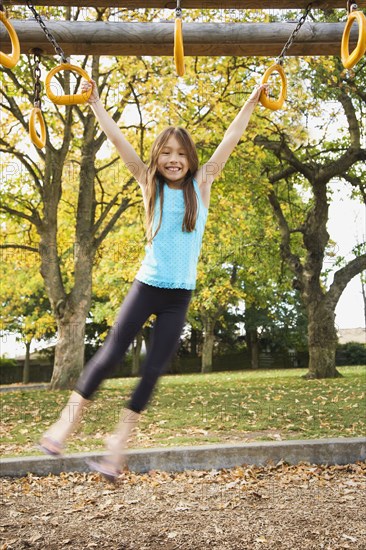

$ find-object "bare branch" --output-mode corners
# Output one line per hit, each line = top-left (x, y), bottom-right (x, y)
(0, 244), (39, 253)
(255, 134), (365, 188)
(254, 135), (315, 182)
(267, 189), (304, 285)
(268, 166), (298, 183)
(96, 155), (120, 174)
(93, 198), (140, 250)
(327, 253), (366, 310)
(338, 91), (361, 149)
(0, 143), (44, 196)
(0, 204), (40, 226)
(92, 192), (122, 236)
(340, 172), (366, 204)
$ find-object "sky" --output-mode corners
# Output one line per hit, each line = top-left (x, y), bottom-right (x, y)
(327, 188), (365, 330)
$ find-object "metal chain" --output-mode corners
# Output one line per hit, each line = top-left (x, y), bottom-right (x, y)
(277, 2), (313, 64)
(347, 1), (358, 13)
(176, 0), (182, 18)
(33, 53), (42, 108)
(26, 0), (68, 63)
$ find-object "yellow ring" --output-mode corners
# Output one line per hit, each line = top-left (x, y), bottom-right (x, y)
(45, 63), (92, 105)
(260, 63), (287, 111)
(29, 107), (46, 149)
(174, 18), (185, 77)
(0, 11), (20, 69)
(341, 11), (366, 69)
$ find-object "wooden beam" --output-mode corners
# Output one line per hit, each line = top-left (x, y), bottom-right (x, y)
(5, 0), (366, 8)
(0, 21), (359, 57)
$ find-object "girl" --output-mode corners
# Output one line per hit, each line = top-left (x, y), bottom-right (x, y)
(39, 79), (268, 482)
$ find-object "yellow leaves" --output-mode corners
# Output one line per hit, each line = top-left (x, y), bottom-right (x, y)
(200, 288), (211, 301)
(1, 248), (56, 341)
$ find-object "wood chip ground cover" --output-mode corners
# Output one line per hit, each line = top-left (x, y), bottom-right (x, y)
(1, 462), (365, 549)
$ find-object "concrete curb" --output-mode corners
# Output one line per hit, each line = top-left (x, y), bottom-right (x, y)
(1, 437), (365, 478)
(0, 384), (49, 393)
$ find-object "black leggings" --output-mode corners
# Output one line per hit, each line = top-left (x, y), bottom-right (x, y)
(74, 279), (192, 413)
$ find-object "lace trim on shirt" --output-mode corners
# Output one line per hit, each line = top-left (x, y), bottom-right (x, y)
(136, 277), (194, 290)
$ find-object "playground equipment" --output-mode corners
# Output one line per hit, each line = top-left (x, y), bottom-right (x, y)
(45, 63), (92, 106)
(25, 0), (92, 147)
(29, 50), (46, 148)
(3, 0), (366, 6)
(0, 3), (19, 68)
(260, 2), (314, 110)
(1, 0), (365, 146)
(26, 0), (92, 106)
(341, 1), (366, 68)
(1, 4), (365, 60)
(174, 0), (185, 77)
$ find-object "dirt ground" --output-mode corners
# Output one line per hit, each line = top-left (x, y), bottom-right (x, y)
(1, 461), (365, 550)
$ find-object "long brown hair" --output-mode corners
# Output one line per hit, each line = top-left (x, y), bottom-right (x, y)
(145, 127), (199, 243)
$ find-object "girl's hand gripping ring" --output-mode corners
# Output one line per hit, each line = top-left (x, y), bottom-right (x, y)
(45, 63), (92, 105)
(259, 63), (287, 111)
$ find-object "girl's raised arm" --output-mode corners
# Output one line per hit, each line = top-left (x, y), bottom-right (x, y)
(195, 84), (268, 196)
(82, 80), (148, 189)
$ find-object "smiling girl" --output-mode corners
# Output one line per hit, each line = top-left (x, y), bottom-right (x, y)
(39, 79), (268, 482)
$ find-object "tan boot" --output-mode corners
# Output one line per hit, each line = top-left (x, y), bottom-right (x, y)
(87, 408), (141, 481)
(39, 391), (90, 455)
(107, 408), (141, 461)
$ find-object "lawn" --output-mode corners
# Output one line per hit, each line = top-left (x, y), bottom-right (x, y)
(1, 366), (365, 457)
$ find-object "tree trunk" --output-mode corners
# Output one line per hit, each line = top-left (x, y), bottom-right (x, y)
(304, 301), (342, 379)
(248, 328), (259, 370)
(305, 256), (366, 378)
(22, 340), (31, 384)
(0, 54), (138, 390)
(47, 81), (98, 389)
(244, 304), (260, 369)
(142, 325), (151, 352)
(361, 274), (366, 329)
(131, 331), (143, 376)
(50, 298), (91, 389)
(257, 71), (366, 379)
(190, 327), (198, 357)
(202, 317), (216, 373)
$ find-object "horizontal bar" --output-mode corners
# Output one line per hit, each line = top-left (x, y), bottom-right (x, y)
(5, 1), (366, 8)
(0, 21), (357, 57)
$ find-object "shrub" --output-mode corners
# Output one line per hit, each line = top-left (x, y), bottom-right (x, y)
(336, 342), (366, 366)
(0, 356), (17, 368)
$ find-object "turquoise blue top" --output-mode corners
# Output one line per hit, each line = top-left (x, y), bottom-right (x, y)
(136, 179), (208, 290)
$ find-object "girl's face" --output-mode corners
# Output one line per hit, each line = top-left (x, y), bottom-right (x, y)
(157, 135), (190, 185)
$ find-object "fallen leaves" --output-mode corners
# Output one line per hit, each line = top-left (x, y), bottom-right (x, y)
(0, 459), (365, 550)
(342, 534), (358, 542)
(2, 368), (366, 458)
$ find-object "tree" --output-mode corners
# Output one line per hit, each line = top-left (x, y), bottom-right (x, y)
(361, 272), (366, 329)
(355, 242), (366, 329)
(4, 7), (361, 387)
(0, 13), (145, 388)
(0, 250), (55, 383)
(254, 55), (366, 378)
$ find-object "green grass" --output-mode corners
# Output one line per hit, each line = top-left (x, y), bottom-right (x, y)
(1, 366), (365, 457)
